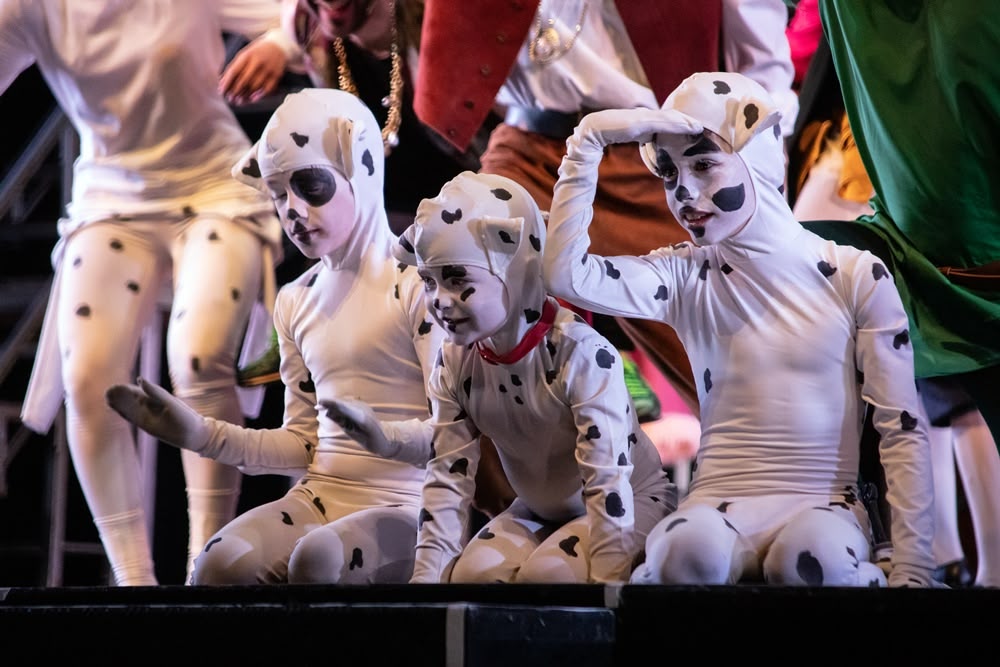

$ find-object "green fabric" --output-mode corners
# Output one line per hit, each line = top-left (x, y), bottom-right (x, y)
(812, 0), (1000, 377)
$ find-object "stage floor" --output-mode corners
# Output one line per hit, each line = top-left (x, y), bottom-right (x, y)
(2, 583), (997, 665)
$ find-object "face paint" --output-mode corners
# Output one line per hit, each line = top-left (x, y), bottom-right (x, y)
(654, 130), (753, 245)
(418, 264), (508, 346)
(266, 166), (356, 259)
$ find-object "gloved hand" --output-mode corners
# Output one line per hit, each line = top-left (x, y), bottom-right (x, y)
(569, 107), (702, 155)
(888, 562), (944, 589)
(320, 397), (434, 467)
(105, 377), (209, 452)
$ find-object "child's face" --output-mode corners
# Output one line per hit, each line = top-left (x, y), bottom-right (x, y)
(265, 166), (356, 259)
(652, 130), (754, 246)
(418, 264), (508, 346)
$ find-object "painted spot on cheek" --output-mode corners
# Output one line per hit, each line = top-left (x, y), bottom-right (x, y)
(711, 183), (745, 212)
(460, 287), (475, 301)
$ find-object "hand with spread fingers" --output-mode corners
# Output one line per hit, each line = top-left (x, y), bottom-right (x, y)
(320, 396), (433, 468)
(106, 378), (210, 453)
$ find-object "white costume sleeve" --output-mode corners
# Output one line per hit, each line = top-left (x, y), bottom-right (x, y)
(410, 351), (482, 583)
(560, 329), (639, 583)
(847, 251), (936, 586)
(545, 110), (692, 323)
(217, 0), (283, 39)
(0, 0), (37, 94)
(195, 285), (317, 477)
(371, 266), (447, 467)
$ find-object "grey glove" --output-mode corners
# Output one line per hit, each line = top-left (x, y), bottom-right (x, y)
(321, 397), (433, 468)
(105, 377), (209, 452)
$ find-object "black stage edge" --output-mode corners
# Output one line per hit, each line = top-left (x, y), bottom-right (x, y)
(1, 583), (997, 665)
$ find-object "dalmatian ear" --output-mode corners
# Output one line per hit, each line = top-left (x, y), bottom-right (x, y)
(392, 223), (419, 266)
(477, 215), (524, 276)
(232, 141), (266, 193)
(726, 95), (782, 152)
(639, 138), (662, 178)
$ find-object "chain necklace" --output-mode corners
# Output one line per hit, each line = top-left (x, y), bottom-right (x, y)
(330, 2), (403, 156)
(528, 2), (588, 65)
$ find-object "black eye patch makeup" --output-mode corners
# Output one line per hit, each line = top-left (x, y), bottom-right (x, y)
(290, 167), (337, 207)
(441, 265), (468, 281)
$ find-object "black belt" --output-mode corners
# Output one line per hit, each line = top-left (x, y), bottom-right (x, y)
(504, 106), (589, 140)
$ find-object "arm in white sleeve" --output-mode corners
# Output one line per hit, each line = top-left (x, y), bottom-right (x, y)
(722, 0), (799, 136)
(562, 331), (640, 583)
(545, 108), (697, 322)
(105, 377), (313, 477)
(200, 417), (314, 476)
(218, 0), (283, 40)
(410, 360), (481, 583)
(849, 252), (936, 587)
(0, 0), (37, 94)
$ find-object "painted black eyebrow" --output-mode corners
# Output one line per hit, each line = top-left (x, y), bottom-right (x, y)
(683, 135), (722, 156)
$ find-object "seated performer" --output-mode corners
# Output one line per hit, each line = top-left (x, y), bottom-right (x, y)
(325, 171), (675, 583)
(543, 72), (936, 587)
(106, 88), (445, 585)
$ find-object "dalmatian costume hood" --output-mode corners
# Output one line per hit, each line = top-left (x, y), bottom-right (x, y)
(232, 88), (393, 269)
(638, 71), (798, 257)
(393, 171), (549, 358)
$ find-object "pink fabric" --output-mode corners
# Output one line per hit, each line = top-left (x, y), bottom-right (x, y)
(631, 346), (692, 416)
(785, 0), (823, 87)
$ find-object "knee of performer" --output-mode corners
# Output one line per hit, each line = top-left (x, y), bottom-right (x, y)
(449, 552), (508, 584)
(288, 531), (347, 585)
(190, 540), (260, 585)
(513, 555), (581, 584)
(763, 517), (871, 586)
(654, 541), (731, 585)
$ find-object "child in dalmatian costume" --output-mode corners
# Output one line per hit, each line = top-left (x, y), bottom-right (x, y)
(107, 88), (445, 585)
(326, 171), (675, 583)
(543, 71), (937, 587)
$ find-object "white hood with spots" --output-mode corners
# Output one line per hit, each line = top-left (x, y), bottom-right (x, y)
(393, 171), (549, 355)
(233, 88), (393, 269)
(639, 71), (802, 259)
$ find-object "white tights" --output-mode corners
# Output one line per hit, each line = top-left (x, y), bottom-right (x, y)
(58, 217), (263, 585)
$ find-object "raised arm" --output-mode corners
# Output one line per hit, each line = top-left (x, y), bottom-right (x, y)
(543, 108), (699, 320)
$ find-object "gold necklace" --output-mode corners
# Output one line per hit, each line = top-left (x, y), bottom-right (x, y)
(330, 3), (403, 156)
(528, 3), (588, 65)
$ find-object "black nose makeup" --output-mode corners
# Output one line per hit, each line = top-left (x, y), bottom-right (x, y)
(676, 186), (692, 201)
(288, 208), (302, 221)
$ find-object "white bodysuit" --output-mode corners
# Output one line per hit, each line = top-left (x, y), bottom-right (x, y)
(544, 73), (936, 587)
(188, 88), (445, 584)
(392, 172), (675, 584)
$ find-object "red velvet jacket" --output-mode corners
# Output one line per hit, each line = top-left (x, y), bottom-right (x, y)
(414, 0), (723, 151)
